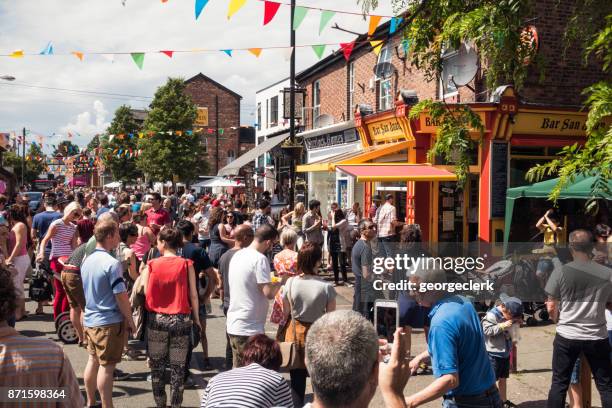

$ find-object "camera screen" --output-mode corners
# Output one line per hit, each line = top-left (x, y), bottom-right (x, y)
(375, 304), (398, 343)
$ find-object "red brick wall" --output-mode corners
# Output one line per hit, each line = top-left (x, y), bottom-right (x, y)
(183, 76), (241, 175)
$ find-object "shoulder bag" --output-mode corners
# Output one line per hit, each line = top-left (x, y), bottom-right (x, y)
(279, 277), (301, 372)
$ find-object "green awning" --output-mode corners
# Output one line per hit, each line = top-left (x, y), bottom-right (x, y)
(504, 174), (612, 244)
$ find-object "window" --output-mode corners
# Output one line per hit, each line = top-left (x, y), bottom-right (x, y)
(227, 150), (235, 163)
(266, 99), (269, 129)
(202, 136), (208, 153)
(440, 47), (460, 97)
(348, 62), (355, 118)
(313, 80), (321, 125)
(256, 103), (261, 131)
(270, 96), (278, 127)
(377, 44), (393, 111)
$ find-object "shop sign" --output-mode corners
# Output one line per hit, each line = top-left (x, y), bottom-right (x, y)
(195, 107), (209, 126)
(304, 128), (358, 150)
(513, 112), (607, 136)
(419, 111), (487, 133)
(367, 118), (405, 141)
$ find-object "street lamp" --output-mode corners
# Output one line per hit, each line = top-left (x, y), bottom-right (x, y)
(0, 75), (16, 81)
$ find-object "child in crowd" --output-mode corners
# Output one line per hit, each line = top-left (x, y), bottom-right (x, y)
(482, 295), (524, 408)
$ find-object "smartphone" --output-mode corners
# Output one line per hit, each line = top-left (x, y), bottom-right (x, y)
(374, 300), (399, 344)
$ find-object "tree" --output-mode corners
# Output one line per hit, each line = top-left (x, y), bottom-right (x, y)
(137, 77), (208, 182)
(53, 140), (80, 158)
(100, 105), (143, 182)
(87, 134), (101, 151)
(3, 143), (46, 185)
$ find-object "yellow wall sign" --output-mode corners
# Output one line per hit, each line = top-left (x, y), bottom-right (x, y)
(196, 107), (209, 127)
(418, 111), (487, 134)
(367, 118), (406, 142)
(512, 112), (608, 136)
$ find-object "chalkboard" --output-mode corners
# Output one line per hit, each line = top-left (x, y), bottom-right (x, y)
(490, 142), (508, 218)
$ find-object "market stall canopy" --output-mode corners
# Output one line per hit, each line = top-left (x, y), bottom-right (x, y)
(104, 181), (122, 188)
(297, 140), (412, 172)
(192, 177), (244, 188)
(504, 174), (612, 243)
(336, 164), (457, 182)
(217, 132), (289, 177)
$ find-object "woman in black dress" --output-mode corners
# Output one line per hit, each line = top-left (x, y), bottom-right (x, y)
(207, 207), (234, 267)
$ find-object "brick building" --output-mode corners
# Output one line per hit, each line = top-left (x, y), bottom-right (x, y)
(183, 73), (244, 176)
(294, 0), (608, 244)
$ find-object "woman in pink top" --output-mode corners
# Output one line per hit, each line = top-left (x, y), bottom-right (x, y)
(37, 202), (80, 320)
(131, 212), (156, 264)
(6, 204), (32, 320)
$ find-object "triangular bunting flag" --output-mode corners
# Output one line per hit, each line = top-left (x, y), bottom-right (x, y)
(9, 50), (24, 58)
(370, 40), (383, 56)
(219, 129), (225, 135)
(340, 42), (355, 61)
(160, 50), (174, 58)
(312, 44), (326, 59)
(319, 10), (335, 34)
(263, 1), (281, 26)
(368, 15), (382, 36)
(248, 48), (262, 57)
(281, 47), (294, 62)
(195, 0), (209, 20)
(227, 0), (246, 19)
(221, 49), (233, 57)
(131, 53), (145, 69)
(72, 51), (84, 61)
(39, 42), (53, 55)
(292, 6), (308, 30)
(389, 17), (403, 35)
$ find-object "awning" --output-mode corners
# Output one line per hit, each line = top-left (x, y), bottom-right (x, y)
(336, 164), (457, 182)
(297, 140), (412, 172)
(218, 132), (289, 176)
(192, 177), (244, 188)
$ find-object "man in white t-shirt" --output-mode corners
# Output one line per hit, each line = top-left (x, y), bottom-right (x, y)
(226, 224), (280, 367)
(192, 202), (211, 250)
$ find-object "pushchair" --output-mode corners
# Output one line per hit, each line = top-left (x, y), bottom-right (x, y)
(53, 256), (79, 344)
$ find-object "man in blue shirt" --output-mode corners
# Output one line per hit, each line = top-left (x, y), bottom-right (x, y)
(81, 219), (135, 408)
(406, 268), (501, 408)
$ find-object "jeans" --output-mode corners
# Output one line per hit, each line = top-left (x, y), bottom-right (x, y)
(330, 251), (347, 284)
(442, 386), (503, 408)
(546, 334), (612, 408)
(290, 368), (308, 405)
(199, 239), (210, 252)
(378, 236), (395, 258)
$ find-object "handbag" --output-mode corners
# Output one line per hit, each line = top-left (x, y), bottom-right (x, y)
(279, 277), (302, 372)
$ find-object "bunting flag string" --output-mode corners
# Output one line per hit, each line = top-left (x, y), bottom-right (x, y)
(292, 6), (308, 30)
(318, 10), (335, 35)
(252, 0), (395, 19)
(263, 1), (281, 26)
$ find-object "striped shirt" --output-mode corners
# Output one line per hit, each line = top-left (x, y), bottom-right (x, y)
(201, 363), (293, 408)
(49, 218), (76, 258)
(0, 326), (84, 408)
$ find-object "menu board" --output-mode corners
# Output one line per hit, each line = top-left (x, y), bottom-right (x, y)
(490, 142), (508, 218)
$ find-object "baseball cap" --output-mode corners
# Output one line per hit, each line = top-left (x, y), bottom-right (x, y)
(500, 294), (524, 318)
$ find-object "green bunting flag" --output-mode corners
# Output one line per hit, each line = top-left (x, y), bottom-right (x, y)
(293, 6), (308, 30)
(312, 44), (326, 59)
(130, 52), (145, 69)
(319, 10), (335, 34)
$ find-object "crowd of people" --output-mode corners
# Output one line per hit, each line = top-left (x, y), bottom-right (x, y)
(0, 186), (610, 408)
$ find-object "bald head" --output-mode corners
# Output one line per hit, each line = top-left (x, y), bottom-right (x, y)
(234, 224), (254, 249)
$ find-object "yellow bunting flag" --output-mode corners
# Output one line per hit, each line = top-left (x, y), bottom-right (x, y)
(368, 15), (382, 36)
(9, 50), (24, 58)
(227, 0), (246, 19)
(72, 51), (84, 61)
(248, 48), (262, 57)
(370, 40), (383, 56)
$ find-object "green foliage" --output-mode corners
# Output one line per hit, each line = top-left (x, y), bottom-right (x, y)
(87, 134), (101, 151)
(137, 78), (208, 182)
(101, 105), (142, 182)
(409, 100), (484, 184)
(53, 140), (80, 157)
(3, 143), (46, 184)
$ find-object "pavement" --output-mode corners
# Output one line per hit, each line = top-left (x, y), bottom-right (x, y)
(14, 277), (604, 408)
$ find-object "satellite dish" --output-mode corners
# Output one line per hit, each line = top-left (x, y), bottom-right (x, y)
(314, 114), (334, 129)
(373, 62), (396, 80)
(448, 44), (478, 86)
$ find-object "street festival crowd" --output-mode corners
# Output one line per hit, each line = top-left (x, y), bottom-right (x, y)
(0, 186), (611, 408)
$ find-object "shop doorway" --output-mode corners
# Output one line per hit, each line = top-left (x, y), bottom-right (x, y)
(437, 181), (464, 244)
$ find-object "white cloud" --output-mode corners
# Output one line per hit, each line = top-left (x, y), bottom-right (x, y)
(60, 100), (110, 139)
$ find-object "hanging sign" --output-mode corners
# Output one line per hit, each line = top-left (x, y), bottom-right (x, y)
(196, 107), (209, 126)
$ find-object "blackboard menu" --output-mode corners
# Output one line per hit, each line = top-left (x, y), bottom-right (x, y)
(490, 142), (508, 218)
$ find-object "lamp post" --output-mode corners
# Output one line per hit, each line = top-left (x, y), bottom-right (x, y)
(288, 0), (296, 207)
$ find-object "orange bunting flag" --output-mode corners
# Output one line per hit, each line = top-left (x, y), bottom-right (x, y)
(72, 51), (84, 61)
(368, 15), (382, 36)
(248, 48), (263, 57)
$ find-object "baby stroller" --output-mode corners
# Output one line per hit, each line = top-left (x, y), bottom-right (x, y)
(53, 256), (79, 344)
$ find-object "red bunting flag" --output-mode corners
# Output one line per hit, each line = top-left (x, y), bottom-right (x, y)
(263, 1), (281, 26)
(340, 42), (355, 61)
(160, 50), (174, 58)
